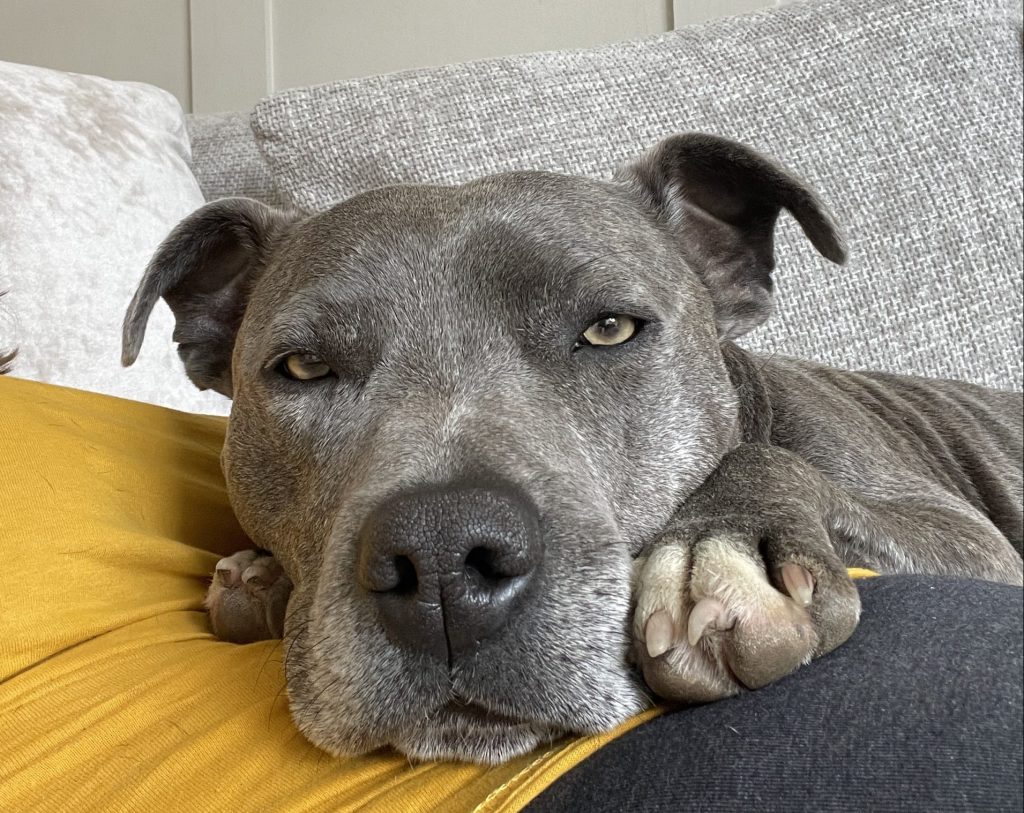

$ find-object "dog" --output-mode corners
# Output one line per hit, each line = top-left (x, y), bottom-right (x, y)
(122, 133), (1024, 765)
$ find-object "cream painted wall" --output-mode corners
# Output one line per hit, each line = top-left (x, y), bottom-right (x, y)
(189, 0), (677, 112)
(271, 0), (672, 92)
(675, 0), (789, 25)
(0, 0), (191, 106)
(0, 0), (786, 113)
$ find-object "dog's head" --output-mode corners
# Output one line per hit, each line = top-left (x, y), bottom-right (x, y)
(123, 134), (843, 763)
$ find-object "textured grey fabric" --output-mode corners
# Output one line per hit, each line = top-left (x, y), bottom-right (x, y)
(186, 112), (284, 206)
(251, 0), (1023, 391)
(526, 576), (1024, 813)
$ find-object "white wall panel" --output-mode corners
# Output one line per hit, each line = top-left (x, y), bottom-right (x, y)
(189, 0), (273, 113)
(674, 0), (793, 26)
(270, 0), (673, 93)
(1, 0), (788, 113)
(0, 0), (191, 109)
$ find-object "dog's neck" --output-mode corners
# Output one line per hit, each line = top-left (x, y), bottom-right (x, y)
(720, 341), (773, 446)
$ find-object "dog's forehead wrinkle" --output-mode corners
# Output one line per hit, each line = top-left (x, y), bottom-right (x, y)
(449, 180), (674, 277)
(266, 185), (451, 290)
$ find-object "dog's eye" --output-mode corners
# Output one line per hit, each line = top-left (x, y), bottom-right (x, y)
(580, 315), (638, 348)
(280, 354), (333, 381)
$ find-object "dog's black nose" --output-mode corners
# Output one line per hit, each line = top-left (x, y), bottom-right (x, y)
(357, 483), (543, 664)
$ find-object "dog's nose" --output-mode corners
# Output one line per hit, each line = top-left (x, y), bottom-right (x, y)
(357, 484), (543, 663)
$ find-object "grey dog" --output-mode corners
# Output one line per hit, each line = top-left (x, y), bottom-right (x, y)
(122, 133), (1023, 765)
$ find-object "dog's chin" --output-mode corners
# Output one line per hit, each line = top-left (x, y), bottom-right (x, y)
(391, 703), (563, 765)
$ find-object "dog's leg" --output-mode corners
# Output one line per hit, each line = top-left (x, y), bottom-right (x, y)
(206, 550), (291, 643)
(632, 442), (1023, 702)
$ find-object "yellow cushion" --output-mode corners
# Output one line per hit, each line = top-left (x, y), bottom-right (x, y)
(0, 375), (662, 813)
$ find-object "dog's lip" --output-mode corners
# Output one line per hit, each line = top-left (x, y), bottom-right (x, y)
(439, 699), (522, 727)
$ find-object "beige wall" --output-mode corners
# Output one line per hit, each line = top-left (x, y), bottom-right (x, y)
(272, 0), (673, 91)
(0, 0), (785, 114)
(0, 0), (191, 106)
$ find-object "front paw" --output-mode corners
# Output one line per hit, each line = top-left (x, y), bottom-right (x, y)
(632, 526), (860, 703)
(205, 550), (292, 643)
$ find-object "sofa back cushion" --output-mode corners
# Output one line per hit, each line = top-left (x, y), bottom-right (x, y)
(186, 112), (285, 207)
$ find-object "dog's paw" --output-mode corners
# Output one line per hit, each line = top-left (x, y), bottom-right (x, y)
(205, 550), (292, 643)
(632, 531), (859, 703)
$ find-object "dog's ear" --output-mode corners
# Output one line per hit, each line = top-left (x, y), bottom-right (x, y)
(122, 198), (298, 397)
(616, 133), (846, 340)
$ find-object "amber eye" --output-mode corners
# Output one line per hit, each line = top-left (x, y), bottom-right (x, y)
(580, 315), (638, 347)
(280, 354), (332, 381)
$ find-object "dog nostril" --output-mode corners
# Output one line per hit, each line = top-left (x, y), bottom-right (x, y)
(392, 555), (418, 595)
(465, 546), (502, 583)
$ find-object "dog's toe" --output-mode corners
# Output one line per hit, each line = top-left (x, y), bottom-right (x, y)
(206, 550), (291, 643)
(240, 557), (283, 590)
(214, 549), (258, 587)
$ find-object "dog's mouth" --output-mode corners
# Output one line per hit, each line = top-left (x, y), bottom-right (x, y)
(439, 698), (524, 728)
(391, 696), (563, 764)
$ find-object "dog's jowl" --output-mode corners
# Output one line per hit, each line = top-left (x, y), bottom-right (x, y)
(122, 134), (1024, 764)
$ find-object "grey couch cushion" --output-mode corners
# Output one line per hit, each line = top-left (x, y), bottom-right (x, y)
(186, 112), (284, 206)
(251, 0), (1023, 391)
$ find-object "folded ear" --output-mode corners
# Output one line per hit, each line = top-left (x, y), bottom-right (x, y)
(122, 198), (298, 397)
(616, 133), (847, 340)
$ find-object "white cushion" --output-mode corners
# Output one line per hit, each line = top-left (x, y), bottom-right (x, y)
(0, 61), (228, 414)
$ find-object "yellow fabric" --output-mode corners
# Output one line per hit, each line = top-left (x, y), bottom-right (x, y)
(846, 567), (878, 579)
(0, 375), (879, 812)
(0, 376), (661, 813)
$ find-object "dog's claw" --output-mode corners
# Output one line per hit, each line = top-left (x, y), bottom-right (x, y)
(645, 610), (676, 658)
(215, 557), (242, 587)
(687, 597), (729, 646)
(781, 563), (815, 606)
(242, 564), (272, 589)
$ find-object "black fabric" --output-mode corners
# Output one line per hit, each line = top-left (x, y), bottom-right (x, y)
(527, 576), (1023, 812)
